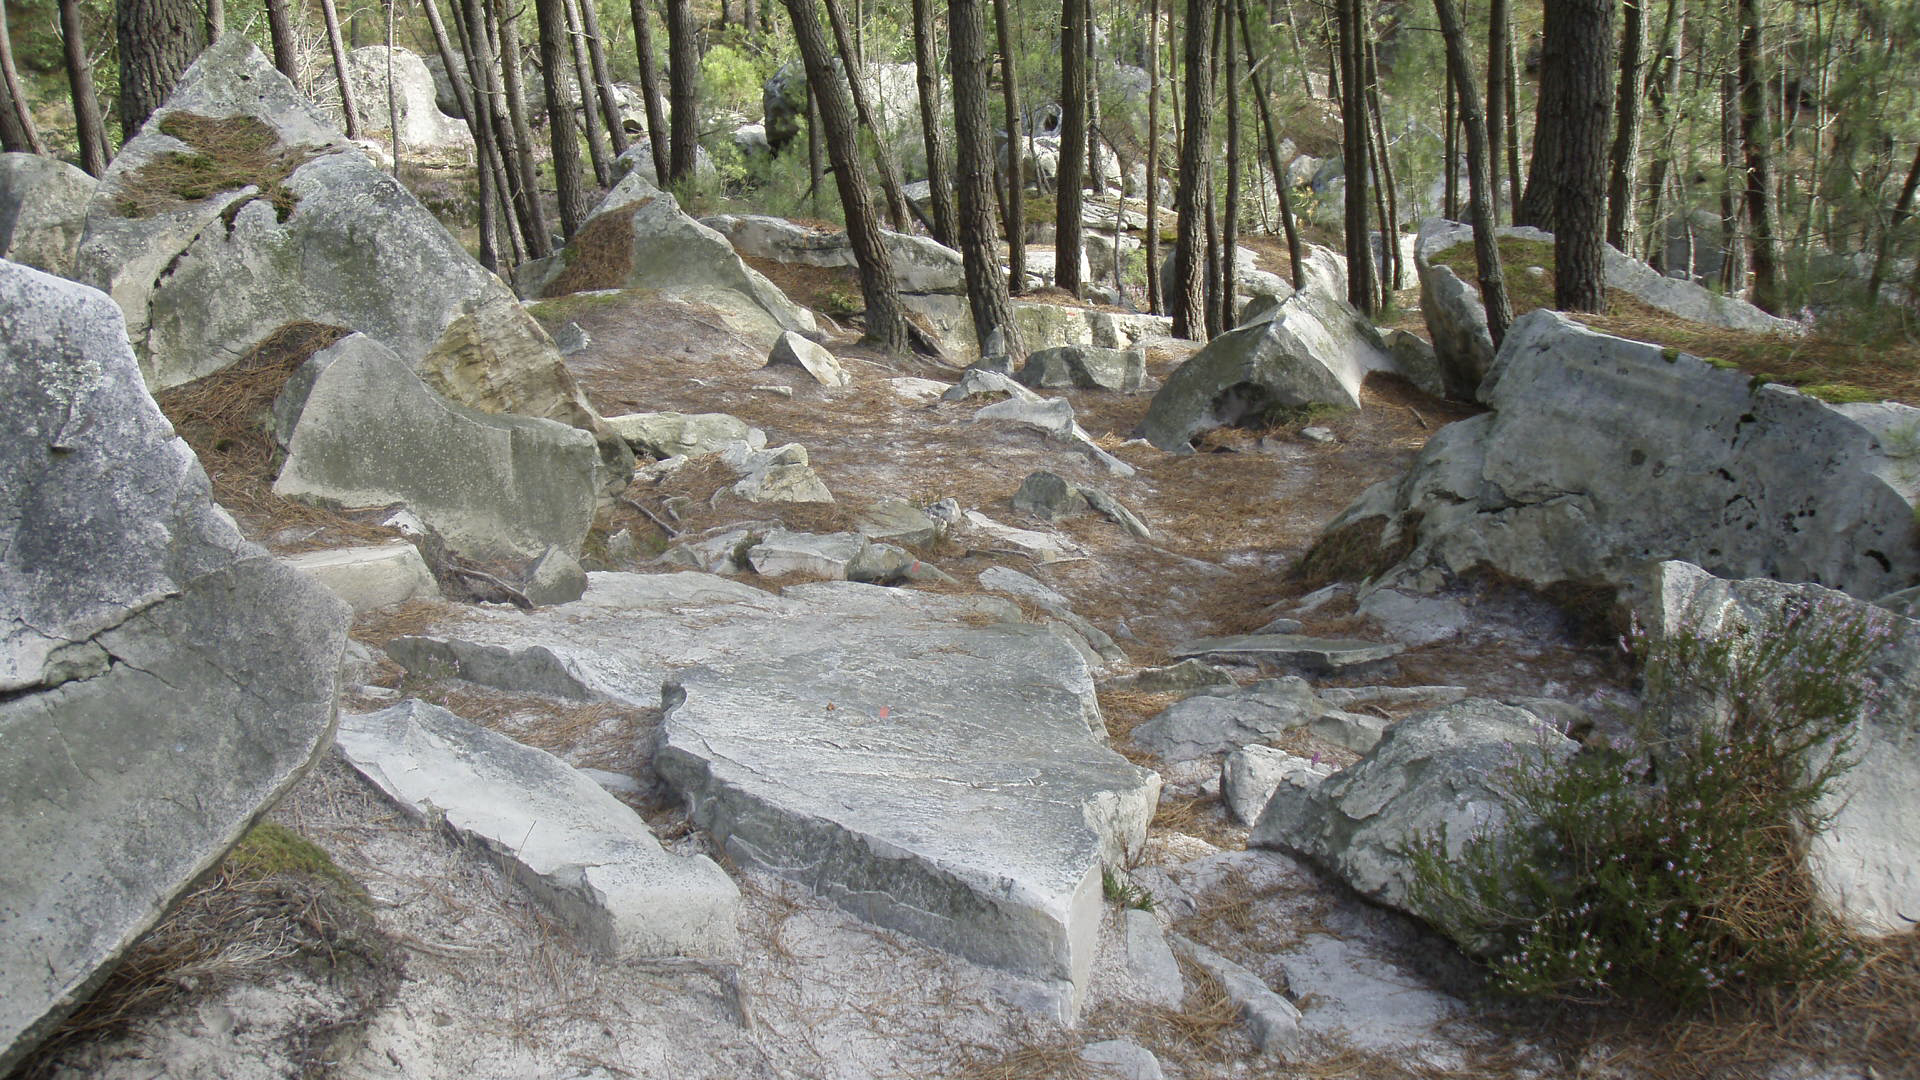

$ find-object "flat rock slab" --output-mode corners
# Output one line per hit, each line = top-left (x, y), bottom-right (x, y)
(384, 573), (1158, 1016)
(282, 543), (437, 613)
(336, 700), (740, 960)
(1, 263), (346, 1074)
(1170, 634), (1403, 673)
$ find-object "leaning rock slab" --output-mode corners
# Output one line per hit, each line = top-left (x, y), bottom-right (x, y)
(282, 542), (437, 613)
(274, 334), (600, 560)
(0, 153), (96, 277)
(1170, 633), (1403, 673)
(385, 573), (1158, 1017)
(607, 411), (763, 459)
(1, 263), (347, 1074)
(337, 700), (740, 959)
(766, 330), (850, 386)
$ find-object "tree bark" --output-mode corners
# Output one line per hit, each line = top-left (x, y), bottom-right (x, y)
(565, 0), (615, 188)
(207, 0), (224, 41)
(911, 0), (958, 246)
(1221, 0), (1240, 328)
(992, 0), (1025, 294)
(0, 2), (41, 154)
(629, 0), (671, 185)
(577, 0), (629, 157)
(1057, 0), (1088, 295)
(1738, 0), (1780, 313)
(665, 0), (699, 185)
(535, 0), (591, 235)
(264, 0), (300, 80)
(1549, 0), (1612, 313)
(951, 0), (1023, 357)
(59, 0), (110, 174)
(1433, 0), (1513, 355)
(783, 0), (909, 353)
(1336, 0), (1375, 312)
(1365, 33), (1399, 290)
(1443, 74), (1457, 219)
(1641, 0), (1681, 268)
(1486, 0), (1509, 221)
(459, 0), (529, 262)
(1146, 0), (1163, 311)
(1172, 0), (1217, 339)
(116, 0), (206, 139)
(1607, 0), (1646, 251)
(386, 0), (402, 174)
(1868, 143), (1920, 301)
(315, 0), (362, 140)
(822, 0), (911, 230)
(1236, 0), (1302, 287)
(1515, 0), (1570, 230)
(491, 0), (553, 256)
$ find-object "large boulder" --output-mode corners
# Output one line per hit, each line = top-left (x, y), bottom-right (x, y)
(1140, 287), (1394, 451)
(1250, 699), (1578, 948)
(71, 37), (623, 472)
(520, 170), (815, 346)
(0, 262), (347, 1073)
(273, 333), (600, 559)
(323, 45), (471, 153)
(1320, 310), (1920, 600)
(1416, 219), (1803, 399)
(0, 153), (96, 277)
(1647, 562), (1920, 935)
(385, 573), (1158, 1018)
(703, 213), (967, 295)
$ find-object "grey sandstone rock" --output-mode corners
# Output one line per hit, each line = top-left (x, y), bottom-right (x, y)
(703, 213), (967, 295)
(1168, 935), (1303, 1055)
(1103, 659), (1237, 694)
(1647, 561), (1920, 934)
(944, 366), (1043, 402)
(1141, 288), (1392, 451)
(974, 396), (1137, 477)
(1130, 677), (1327, 762)
(854, 499), (940, 546)
(1170, 633), (1404, 673)
(336, 700), (740, 959)
(1121, 909), (1186, 1009)
(1250, 699), (1578, 949)
(273, 334), (600, 560)
(745, 529), (867, 578)
(523, 546), (588, 606)
(0, 153), (96, 276)
(1013, 300), (1172, 355)
(720, 441), (834, 503)
(1016, 344), (1150, 392)
(1, 263), (347, 1074)
(1081, 1039), (1166, 1080)
(385, 573), (1159, 1017)
(607, 411), (764, 459)
(961, 509), (1090, 562)
(328, 46), (471, 152)
(1383, 328), (1446, 398)
(1013, 470), (1090, 521)
(766, 330), (851, 387)
(1222, 746), (1333, 826)
(1322, 310), (1920, 601)
(1082, 486), (1152, 539)
(282, 542), (438, 613)
(72, 39), (621, 472)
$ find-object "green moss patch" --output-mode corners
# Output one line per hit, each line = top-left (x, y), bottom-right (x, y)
(116, 112), (318, 221)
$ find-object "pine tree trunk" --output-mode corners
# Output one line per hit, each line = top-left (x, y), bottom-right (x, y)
(665, 0), (700, 185)
(449, 0), (502, 269)
(951, 0), (1023, 356)
(629, 0), (671, 185)
(1336, 0), (1375, 312)
(535, 0), (591, 235)
(207, 0), (225, 41)
(1738, 0), (1780, 313)
(1550, 0), (1612, 313)
(386, 0), (402, 174)
(822, 0), (912, 230)
(490, 0), (553, 256)
(577, 0), (629, 157)
(264, 0), (300, 80)
(1641, 0), (1682, 269)
(1434, 0), (1513, 358)
(783, 0), (909, 353)
(316, 0), (362, 140)
(1515, 2), (1568, 230)
(59, 0), (110, 174)
(116, 0), (207, 139)
(1365, 33), (1399, 290)
(1058, 0), (1088, 295)
(806, 84), (823, 213)
(1222, 1), (1241, 328)
(1146, 0), (1164, 312)
(1443, 75), (1458, 219)
(1607, 0), (1646, 251)
(1486, 0), (1509, 221)
(992, 0), (1026, 295)
(1868, 143), (1920, 301)
(1172, 0), (1217, 339)
(460, 0), (529, 262)
(911, 0), (958, 246)
(1236, 0), (1302, 287)
(566, 0), (615, 188)
(1504, 36), (1521, 208)
(0, 2), (41, 154)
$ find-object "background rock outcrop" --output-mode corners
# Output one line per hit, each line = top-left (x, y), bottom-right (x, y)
(0, 153), (96, 277)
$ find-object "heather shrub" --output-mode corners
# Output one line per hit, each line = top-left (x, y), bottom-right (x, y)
(1410, 595), (1896, 1004)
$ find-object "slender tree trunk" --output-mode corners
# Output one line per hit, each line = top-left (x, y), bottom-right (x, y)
(912, 0), (958, 246)
(1173, 0), (1218, 339)
(460, 0), (528, 262)
(1486, 0), (1509, 221)
(1058, 0), (1088, 295)
(265, 0), (301, 80)
(565, 0), (615, 187)
(1236, 0), (1301, 287)
(577, 0), (629, 157)
(1738, 0), (1780, 313)
(535, 0), (591, 234)
(1434, 0), (1513, 355)
(115, 0), (206, 139)
(386, 0), (402, 174)
(315, 0), (363, 140)
(1443, 75), (1458, 219)
(665, 0), (700, 185)
(952, 0), (1022, 356)
(1719, 72), (1745, 294)
(1607, 0), (1646, 251)
(0, 3), (41, 154)
(783, 0), (909, 353)
(1642, 0), (1681, 269)
(822, 0), (912, 230)
(993, 0), (1026, 294)
(207, 0), (225, 41)
(1504, 35), (1521, 210)
(1223, 2), (1245, 327)
(59, 0), (110, 174)
(1550, 0), (1613, 313)
(449, 0), (502, 270)
(1146, 0), (1163, 311)
(806, 84), (823, 213)
(1868, 143), (1920, 301)
(1515, 1), (1569, 230)
(1336, 0), (1375, 312)
(491, 0), (552, 256)
(1365, 33), (1399, 290)
(630, 0), (671, 185)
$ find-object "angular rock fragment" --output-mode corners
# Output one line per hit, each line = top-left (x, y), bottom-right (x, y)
(608, 411), (763, 459)
(1016, 345), (1150, 392)
(1170, 633), (1403, 673)
(282, 542), (438, 613)
(766, 330), (851, 387)
(0, 152), (96, 276)
(720, 441), (834, 503)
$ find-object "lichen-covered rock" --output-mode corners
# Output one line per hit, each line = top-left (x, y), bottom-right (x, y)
(1321, 310), (1920, 600)
(70, 38), (622, 473)
(0, 262), (347, 1073)
(0, 153), (96, 277)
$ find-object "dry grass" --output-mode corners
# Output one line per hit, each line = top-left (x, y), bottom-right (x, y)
(117, 112), (317, 220)
(1121, 958), (1249, 1072)
(1151, 792), (1245, 850)
(543, 202), (642, 297)
(1436, 235), (1920, 403)
(947, 1038), (1094, 1080)
(347, 598), (454, 649)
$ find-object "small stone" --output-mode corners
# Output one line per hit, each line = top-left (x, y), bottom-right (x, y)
(1012, 470), (1089, 521)
(1301, 426), (1335, 443)
(766, 330), (851, 387)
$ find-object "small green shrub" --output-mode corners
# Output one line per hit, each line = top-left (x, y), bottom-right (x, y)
(1410, 596), (1894, 1005)
(1102, 868), (1156, 912)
